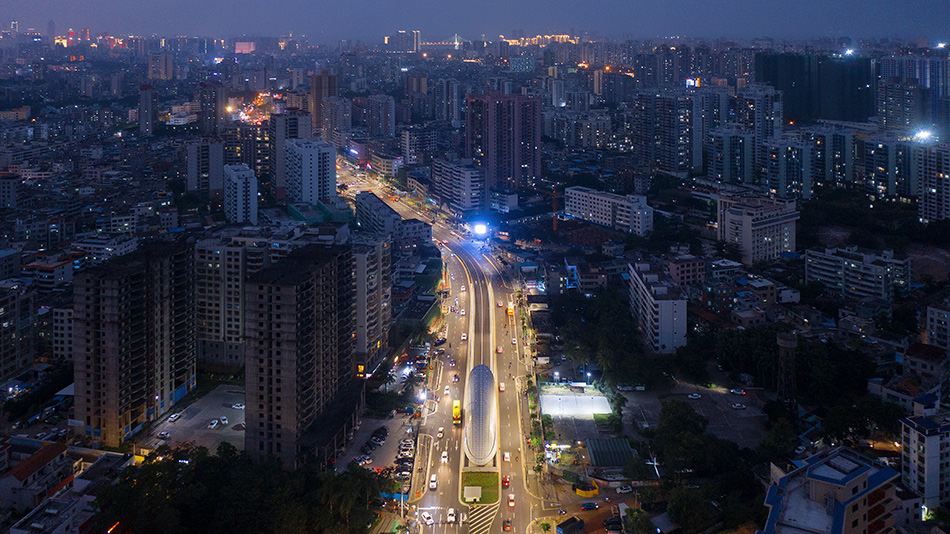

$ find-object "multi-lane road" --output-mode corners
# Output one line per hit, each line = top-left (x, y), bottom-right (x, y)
(340, 166), (544, 533)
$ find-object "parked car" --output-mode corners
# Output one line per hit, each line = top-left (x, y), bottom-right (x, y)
(220, 416), (228, 425)
(207, 419), (219, 429)
(731, 403), (747, 410)
(168, 413), (181, 422)
(616, 485), (633, 494)
(616, 385), (634, 392)
(231, 403), (245, 410)
(687, 393), (702, 399)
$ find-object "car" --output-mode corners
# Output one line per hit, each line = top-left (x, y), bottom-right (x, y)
(616, 485), (633, 494)
(511, 338), (517, 345)
(452, 374), (459, 382)
(232, 403), (245, 410)
(220, 416), (228, 425)
(421, 512), (434, 526)
(364, 441), (377, 450)
(168, 413), (181, 422)
(375, 426), (388, 436)
(498, 382), (506, 392)
(399, 445), (414, 452)
(731, 403), (746, 410)
(616, 385), (634, 391)
(795, 445), (807, 455)
(459, 309), (466, 316)
(157, 431), (170, 440)
(207, 419), (219, 429)
(446, 508), (457, 523)
(460, 285), (466, 292)
(580, 502), (599, 510)
(444, 385), (451, 396)
(400, 438), (414, 445)
(396, 471), (411, 481)
(503, 518), (512, 531)
(449, 359), (456, 367)
(503, 451), (511, 462)
(398, 451), (413, 459)
(360, 456), (373, 466)
(496, 346), (503, 353)
(502, 475), (510, 488)
(730, 388), (746, 395)
(687, 393), (702, 399)
(434, 338), (447, 346)
(441, 450), (449, 463)
(508, 493), (516, 507)
(437, 427), (444, 439)
(498, 300), (505, 307)
(429, 474), (438, 489)
(604, 516), (623, 527)
(372, 436), (385, 445)
(461, 333), (468, 341)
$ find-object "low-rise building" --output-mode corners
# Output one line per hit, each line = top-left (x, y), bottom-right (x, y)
(564, 186), (654, 236)
(0, 443), (73, 513)
(667, 254), (705, 286)
(805, 246), (911, 302)
(717, 194), (799, 265)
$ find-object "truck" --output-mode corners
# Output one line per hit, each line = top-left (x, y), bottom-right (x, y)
(556, 517), (584, 534)
(452, 400), (462, 425)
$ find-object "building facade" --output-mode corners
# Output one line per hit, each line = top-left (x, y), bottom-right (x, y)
(285, 138), (336, 206)
(564, 186), (654, 236)
(223, 164), (258, 225)
(628, 259), (687, 354)
(717, 194), (799, 265)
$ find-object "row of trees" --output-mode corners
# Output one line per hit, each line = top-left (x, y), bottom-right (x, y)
(95, 444), (390, 534)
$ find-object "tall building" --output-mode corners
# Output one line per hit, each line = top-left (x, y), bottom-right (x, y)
(222, 122), (269, 178)
(322, 96), (351, 138)
(148, 52), (173, 81)
(736, 84), (783, 177)
(877, 77), (929, 131)
(138, 84), (157, 136)
(805, 246), (911, 302)
(244, 245), (357, 470)
(309, 71), (338, 136)
(881, 55), (950, 115)
(198, 82), (228, 136)
(431, 158), (485, 217)
(285, 138), (337, 205)
(564, 186), (654, 236)
(767, 136), (817, 199)
(387, 30), (421, 53)
(706, 126), (755, 185)
(0, 280), (35, 383)
(926, 299), (950, 349)
(862, 134), (917, 198)
(434, 79), (462, 123)
(761, 447), (900, 534)
(267, 109), (311, 201)
(352, 234), (392, 379)
(918, 142), (950, 224)
(631, 89), (702, 178)
(465, 92), (542, 209)
(73, 240), (196, 448)
(401, 127), (436, 165)
(224, 165), (258, 225)
(186, 138), (225, 199)
(628, 258), (687, 354)
(901, 410), (950, 510)
(717, 194), (799, 265)
(367, 94), (395, 138)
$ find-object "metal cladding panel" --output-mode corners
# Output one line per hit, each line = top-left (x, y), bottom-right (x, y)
(464, 364), (497, 465)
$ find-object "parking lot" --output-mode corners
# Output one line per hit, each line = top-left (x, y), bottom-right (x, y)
(144, 384), (246, 452)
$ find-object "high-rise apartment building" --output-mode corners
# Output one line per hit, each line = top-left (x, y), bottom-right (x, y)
(918, 142), (950, 224)
(631, 89), (702, 178)
(138, 84), (157, 136)
(367, 95), (396, 138)
(73, 240), (196, 448)
(434, 79), (462, 123)
(148, 52), (173, 81)
(564, 186), (654, 236)
(309, 71), (338, 136)
(198, 82), (228, 136)
(322, 96), (351, 138)
(717, 194), (799, 265)
(222, 122), (270, 178)
(244, 245), (357, 470)
(401, 127), (436, 165)
(901, 410), (950, 510)
(465, 92), (542, 209)
(267, 109), (311, 201)
(352, 234), (392, 379)
(186, 138), (225, 200)
(736, 84), (783, 177)
(0, 280), (34, 383)
(767, 136), (816, 199)
(628, 258), (687, 354)
(431, 158), (485, 217)
(224, 164), (258, 225)
(863, 134), (917, 198)
(877, 77), (929, 131)
(285, 138), (337, 205)
(706, 126), (755, 185)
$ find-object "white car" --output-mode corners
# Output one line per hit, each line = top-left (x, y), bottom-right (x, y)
(168, 413), (181, 422)
(157, 431), (170, 440)
(444, 385), (450, 396)
(421, 511), (434, 525)
(437, 427), (444, 439)
(511, 338), (517, 345)
(207, 419), (219, 429)
(460, 309), (466, 316)
(446, 508), (457, 523)
(220, 416), (228, 425)
(731, 403), (747, 410)
(232, 403), (245, 410)
(460, 285), (466, 292)
(441, 450), (449, 463)
(503, 451), (511, 461)
(461, 332), (468, 341)
(429, 474), (438, 489)
(508, 493), (516, 507)
(498, 382), (506, 392)
(616, 485), (633, 494)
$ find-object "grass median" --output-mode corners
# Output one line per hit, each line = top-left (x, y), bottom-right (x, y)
(460, 471), (499, 504)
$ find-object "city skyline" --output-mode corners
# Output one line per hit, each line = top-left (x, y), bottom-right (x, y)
(3, 0), (950, 44)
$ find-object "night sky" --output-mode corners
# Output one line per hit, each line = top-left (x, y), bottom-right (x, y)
(2, 0), (947, 44)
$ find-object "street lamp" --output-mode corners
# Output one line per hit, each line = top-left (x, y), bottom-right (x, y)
(586, 372), (591, 383)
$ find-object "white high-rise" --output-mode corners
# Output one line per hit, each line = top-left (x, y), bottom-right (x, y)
(285, 138), (337, 205)
(223, 164), (258, 225)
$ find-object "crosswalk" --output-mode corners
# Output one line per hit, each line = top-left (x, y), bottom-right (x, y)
(466, 502), (499, 534)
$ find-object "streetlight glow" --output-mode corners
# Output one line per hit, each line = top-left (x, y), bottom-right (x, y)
(473, 223), (488, 236)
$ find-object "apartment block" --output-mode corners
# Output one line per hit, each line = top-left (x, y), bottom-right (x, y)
(805, 246), (910, 302)
(628, 258), (687, 354)
(72, 240), (196, 447)
(244, 245), (358, 470)
(352, 234), (392, 378)
(431, 158), (485, 218)
(564, 186), (654, 236)
(0, 280), (35, 382)
(901, 410), (950, 509)
(223, 164), (258, 225)
(717, 194), (799, 265)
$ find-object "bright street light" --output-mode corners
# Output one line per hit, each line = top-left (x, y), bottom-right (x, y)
(473, 223), (488, 236)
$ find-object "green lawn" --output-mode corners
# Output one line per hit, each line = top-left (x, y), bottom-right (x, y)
(593, 413), (610, 426)
(461, 471), (499, 504)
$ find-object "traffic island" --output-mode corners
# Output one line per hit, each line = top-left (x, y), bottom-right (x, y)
(461, 471), (499, 504)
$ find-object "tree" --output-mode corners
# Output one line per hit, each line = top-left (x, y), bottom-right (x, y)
(539, 522), (551, 533)
(667, 486), (718, 532)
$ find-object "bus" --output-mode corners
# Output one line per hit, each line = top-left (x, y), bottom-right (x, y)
(452, 400), (462, 425)
(506, 302), (515, 316)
